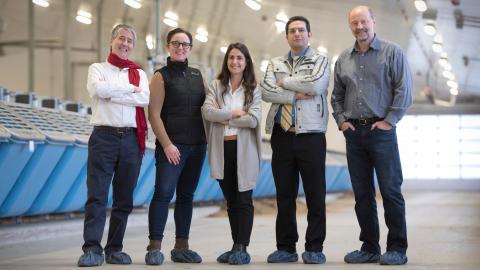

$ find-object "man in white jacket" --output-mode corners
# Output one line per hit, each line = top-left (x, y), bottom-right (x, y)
(260, 15), (330, 264)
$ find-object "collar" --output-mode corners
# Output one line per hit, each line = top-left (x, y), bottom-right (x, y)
(281, 47), (314, 62)
(228, 80), (244, 95)
(351, 34), (381, 54)
(166, 57), (188, 72)
(288, 46), (310, 61)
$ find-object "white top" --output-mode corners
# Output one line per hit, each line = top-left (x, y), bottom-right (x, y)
(87, 61), (150, 127)
(223, 81), (245, 136)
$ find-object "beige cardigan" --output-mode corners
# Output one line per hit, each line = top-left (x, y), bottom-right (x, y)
(201, 80), (262, 192)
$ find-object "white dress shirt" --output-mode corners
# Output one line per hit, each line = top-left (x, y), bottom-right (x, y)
(87, 61), (149, 127)
(223, 81), (245, 136)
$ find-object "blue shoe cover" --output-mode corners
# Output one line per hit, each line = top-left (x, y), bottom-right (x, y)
(171, 248), (202, 263)
(267, 250), (298, 263)
(302, 251), (326, 264)
(217, 251), (233, 263)
(145, 249), (164, 265)
(228, 251), (251, 265)
(78, 251), (104, 267)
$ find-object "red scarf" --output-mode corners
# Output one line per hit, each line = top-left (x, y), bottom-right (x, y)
(107, 52), (147, 155)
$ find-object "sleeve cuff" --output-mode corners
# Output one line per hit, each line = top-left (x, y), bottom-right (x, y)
(384, 114), (399, 127)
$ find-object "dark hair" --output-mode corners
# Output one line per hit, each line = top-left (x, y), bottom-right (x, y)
(166, 28), (193, 47)
(285, 16), (310, 35)
(217, 43), (257, 108)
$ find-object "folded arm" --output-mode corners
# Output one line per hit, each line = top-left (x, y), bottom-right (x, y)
(86, 63), (135, 99)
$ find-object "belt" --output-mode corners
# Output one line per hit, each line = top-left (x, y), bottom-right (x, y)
(224, 135), (237, 141)
(94, 125), (136, 134)
(348, 117), (383, 126)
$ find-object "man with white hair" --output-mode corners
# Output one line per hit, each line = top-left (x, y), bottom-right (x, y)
(77, 24), (149, 267)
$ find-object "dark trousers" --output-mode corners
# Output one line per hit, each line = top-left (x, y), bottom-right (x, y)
(82, 128), (142, 254)
(218, 140), (254, 246)
(148, 143), (206, 240)
(343, 125), (408, 254)
(270, 124), (326, 253)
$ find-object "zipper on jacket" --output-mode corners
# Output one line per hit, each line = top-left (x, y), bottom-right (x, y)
(320, 94), (324, 118)
(183, 70), (192, 138)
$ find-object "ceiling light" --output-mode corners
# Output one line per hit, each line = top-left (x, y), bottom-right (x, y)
(165, 11), (178, 20)
(274, 21), (286, 33)
(442, 70), (454, 80)
(449, 87), (459, 96)
(146, 34), (155, 50)
(274, 13), (288, 33)
(163, 11), (178, 27)
(32, 0), (49, 8)
(438, 57), (449, 67)
(124, 0), (141, 9)
(432, 42), (442, 53)
(433, 34), (443, 43)
(260, 60), (269, 72)
(163, 18), (178, 27)
(447, 80), (458, 88)
(317, 46), (328, 54)
(195, 27), (208, 43)
(220, 46), (227, 54)
(76, 10), (92, 25)
(442, 62), (452, 71)
(423, 22), (436, 35)
(195, 34), (208, 43)
(244, 0), (261, 11)
(414, 0), (427, 12)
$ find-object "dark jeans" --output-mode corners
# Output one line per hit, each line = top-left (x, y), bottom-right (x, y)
(218, 140), (254, 246)
(82, 128), (142, 254)
(148, 143), (206, 240)
(270, 124), (326, 253)
(343, 125), (408, 254)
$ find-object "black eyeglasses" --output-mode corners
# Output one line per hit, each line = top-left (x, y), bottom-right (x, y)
(169, 41), (192, 49)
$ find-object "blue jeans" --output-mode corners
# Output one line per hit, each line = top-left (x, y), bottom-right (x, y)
(343, 125), (408, 254)
(148, 143), (206, 240)
(82, 128), (142, 254)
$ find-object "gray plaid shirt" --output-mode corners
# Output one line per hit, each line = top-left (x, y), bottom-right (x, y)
(331, 35), (413, 126)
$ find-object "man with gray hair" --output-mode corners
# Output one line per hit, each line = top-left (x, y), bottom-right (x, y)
(331, 6), (412, 265)
(77, 24), (149, 267)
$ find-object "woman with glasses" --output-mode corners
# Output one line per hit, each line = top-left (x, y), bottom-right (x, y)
(201, 43), (262, 265)
(145, 28), (207, 265)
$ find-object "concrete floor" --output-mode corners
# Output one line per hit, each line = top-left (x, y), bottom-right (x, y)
(0, 191), (479, 269)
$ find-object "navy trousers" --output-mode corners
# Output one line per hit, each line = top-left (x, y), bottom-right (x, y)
(343, 125), (408, 254)
(82, 127), (142, 254)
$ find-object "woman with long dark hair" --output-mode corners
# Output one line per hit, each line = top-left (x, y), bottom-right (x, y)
(202, 42), (262, 265)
